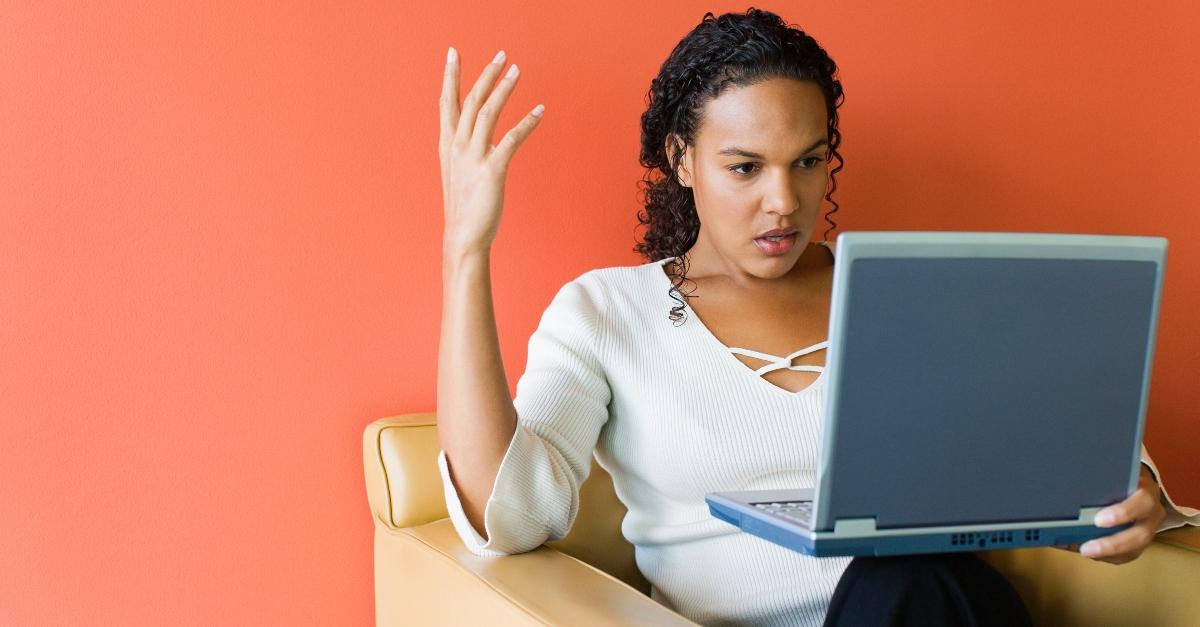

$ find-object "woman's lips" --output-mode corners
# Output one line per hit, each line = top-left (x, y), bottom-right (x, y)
(754, 232), (798, 256)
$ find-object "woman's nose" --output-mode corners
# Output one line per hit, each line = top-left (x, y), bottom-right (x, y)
(763, 170), (800, 216)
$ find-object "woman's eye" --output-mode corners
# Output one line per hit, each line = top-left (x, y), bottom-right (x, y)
(729, 158), (824, 176)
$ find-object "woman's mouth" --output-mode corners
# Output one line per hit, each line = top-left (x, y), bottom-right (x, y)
(754, 231), (799, 256)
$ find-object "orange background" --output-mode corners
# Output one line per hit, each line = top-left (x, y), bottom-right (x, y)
(3, 2), (1196, 624)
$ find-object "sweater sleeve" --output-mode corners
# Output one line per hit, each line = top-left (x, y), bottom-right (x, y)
(438, 275), (612, 556)
(1140, 444), (1200, 532)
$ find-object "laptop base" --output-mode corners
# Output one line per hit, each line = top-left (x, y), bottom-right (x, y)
(706, 493), (1128, 558)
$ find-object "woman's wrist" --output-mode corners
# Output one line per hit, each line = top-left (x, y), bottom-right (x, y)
(443, 236), (492, 269)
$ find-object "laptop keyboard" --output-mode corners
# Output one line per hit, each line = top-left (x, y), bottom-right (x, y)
(753, 501), (814, 527)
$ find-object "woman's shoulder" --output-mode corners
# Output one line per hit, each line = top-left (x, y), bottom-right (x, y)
(575, 257), (672, 286)
(550, 258), (672, 316)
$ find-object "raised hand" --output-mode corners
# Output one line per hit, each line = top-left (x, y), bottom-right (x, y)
(439, 47), (545, 256)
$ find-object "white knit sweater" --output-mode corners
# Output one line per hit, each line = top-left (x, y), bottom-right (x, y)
(438, 242), (1198, 626)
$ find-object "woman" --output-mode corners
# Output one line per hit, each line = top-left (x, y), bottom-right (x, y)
(435, 9), (1178, 626)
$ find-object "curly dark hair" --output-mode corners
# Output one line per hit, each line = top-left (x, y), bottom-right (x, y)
(634, 8), (845, 324)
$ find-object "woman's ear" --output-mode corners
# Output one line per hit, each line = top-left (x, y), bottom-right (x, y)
(664, 134), (693, 188)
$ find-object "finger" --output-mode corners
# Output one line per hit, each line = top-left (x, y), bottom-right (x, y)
(1094, 485), (1158, 528)
(440, 46), (461, 154)
(1080, 523), (1155, 563)
(455, 50), (507, 148)
(469, 62), (521, 155)
(489, 104), (545, 169)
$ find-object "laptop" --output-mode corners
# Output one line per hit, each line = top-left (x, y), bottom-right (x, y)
(705, 231), (1167, 557)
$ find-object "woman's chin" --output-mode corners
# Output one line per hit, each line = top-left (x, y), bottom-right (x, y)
(746, 255), (802, 280)
(752, 242), (821, 278)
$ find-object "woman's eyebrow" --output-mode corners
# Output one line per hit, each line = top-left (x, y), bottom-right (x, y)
(716, 138), (829, 159)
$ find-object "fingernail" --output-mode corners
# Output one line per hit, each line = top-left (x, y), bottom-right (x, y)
(1095, 511), (1114, 526)
(1080, 541), (1100, 557)
(505, 64), (519, 79)
(492, 50), (506, 64)
(531, 104), (545, 117)
(447, 46), (457, 64)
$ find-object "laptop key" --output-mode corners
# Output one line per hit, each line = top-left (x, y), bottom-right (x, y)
(754, 500), (814, 525)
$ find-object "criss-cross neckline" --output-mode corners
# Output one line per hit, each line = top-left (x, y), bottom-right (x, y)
(727, 341), (829, 377)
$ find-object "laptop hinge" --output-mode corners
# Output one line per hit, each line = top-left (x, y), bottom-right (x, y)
(833, 509), (1105, 534)
(833, 517), (878, 534)
(1077, 506), (1104, 523)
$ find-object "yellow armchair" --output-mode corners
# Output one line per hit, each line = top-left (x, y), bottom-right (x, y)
(364, 413), (1200, 626)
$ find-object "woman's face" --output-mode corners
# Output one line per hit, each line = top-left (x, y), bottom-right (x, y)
(675, 78), (831, 282)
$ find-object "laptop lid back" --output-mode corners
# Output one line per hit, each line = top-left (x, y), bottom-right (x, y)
(814, 232), (1166, 532)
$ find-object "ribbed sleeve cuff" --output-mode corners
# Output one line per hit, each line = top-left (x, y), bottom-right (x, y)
(438, 424), (570, 556)
(1140, 445), (1200, 533)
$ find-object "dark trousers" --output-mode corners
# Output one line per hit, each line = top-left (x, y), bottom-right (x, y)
(822, 553), (1033, 627)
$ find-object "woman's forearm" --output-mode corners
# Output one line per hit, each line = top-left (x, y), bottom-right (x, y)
(437, 244), (518, 538)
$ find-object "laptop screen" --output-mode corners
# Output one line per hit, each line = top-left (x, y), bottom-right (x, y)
(821, 254), (1158, 529)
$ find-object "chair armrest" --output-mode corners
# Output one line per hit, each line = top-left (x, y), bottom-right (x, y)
(363, 414), (446, 529)
(374, 518), (697, 626)
(979, 526), (1200, 626)
(1157, 524), (1200, 553)
(364, 413), (653, 594)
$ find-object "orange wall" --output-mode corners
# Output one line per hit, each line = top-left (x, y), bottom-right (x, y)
(3, 2), (1196, 624)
